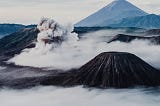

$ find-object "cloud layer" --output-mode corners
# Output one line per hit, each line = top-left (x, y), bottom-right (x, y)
(0, 0), (159, 24)
(0, 86), (160, 106)
(8, 25), (160, 70)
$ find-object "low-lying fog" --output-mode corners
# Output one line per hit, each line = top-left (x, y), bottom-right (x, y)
(0, 86), (160, 106)
(8, 28), (160, 70)
(1, 19), (160, 106)
(0, 66), (160, 106)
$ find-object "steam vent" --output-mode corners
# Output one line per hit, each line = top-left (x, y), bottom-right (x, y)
(42, 52), (160, 88)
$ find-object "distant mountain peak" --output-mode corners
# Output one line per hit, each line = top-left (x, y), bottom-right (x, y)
(109, 14), (160, 29)
(75, 0), (148, 27)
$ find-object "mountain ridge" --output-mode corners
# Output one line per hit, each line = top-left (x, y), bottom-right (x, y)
(75, 0), (148, 27)
(109, 14), (160, 29)
(0, 24), (36, 37)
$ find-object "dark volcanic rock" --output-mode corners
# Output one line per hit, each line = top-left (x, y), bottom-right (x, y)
(108, 34), (160, 44)
(0, 52), (160, 89)
(0, 27), (64, 57)
(0, 64), (61, 89)
(0, 28), (39, 56)
(146, 29), (160, 35)
(40, 52), (160, 88)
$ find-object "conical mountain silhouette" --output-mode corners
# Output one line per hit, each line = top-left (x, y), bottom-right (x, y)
(40, 52), (160, 88)
(75, 0), (148, 27)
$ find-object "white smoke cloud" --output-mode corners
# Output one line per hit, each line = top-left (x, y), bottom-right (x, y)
(7, 18), (160, 70)
(0, 86), (160, 106)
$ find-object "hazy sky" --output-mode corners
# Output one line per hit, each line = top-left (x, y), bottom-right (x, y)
(0, 0), (159, 24)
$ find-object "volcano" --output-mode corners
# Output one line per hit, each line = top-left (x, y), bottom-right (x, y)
(0, 28), (39, 56)
(75, 0), (148, 27)
(146, 29), (160, 35)
(1, 52), (160, 89)
(108, 34), (160, 44)
(0, 27), (63, 57)
(40, 52), (160, 88)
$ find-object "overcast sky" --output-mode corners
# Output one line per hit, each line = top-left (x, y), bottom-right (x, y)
(0, 0), (159, 24)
